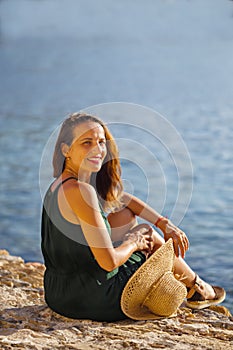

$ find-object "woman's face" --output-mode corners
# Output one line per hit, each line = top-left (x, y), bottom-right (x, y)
(64, 121), (107, 177)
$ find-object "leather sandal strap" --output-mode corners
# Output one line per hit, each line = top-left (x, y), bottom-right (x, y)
(187, 274), (202, 299)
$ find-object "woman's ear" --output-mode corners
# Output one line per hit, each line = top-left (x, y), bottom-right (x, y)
(61, 142), (70, 157)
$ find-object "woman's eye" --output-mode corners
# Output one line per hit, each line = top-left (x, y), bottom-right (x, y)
(83, 141), (91, 145)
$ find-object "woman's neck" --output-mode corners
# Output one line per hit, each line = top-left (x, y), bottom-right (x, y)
(62, 168), (91, 183)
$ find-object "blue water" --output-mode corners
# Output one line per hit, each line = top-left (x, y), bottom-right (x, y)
(0, 0), (232, 312)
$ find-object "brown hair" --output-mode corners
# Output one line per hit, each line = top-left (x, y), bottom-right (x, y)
(52, 112), (123, 210)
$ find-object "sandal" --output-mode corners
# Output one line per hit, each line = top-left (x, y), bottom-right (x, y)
(186, 274), (226, 310)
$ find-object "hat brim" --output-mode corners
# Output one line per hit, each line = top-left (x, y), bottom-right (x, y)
(121, 239), (178, 320)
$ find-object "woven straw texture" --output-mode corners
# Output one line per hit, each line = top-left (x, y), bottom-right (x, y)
(120, 239), (187, 320)
(143, 271), (187, 316)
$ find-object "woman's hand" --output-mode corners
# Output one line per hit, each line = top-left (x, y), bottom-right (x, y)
(124, 224), (154, 254)
(157, 218), (189, 258)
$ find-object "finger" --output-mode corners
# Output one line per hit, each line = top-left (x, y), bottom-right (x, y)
(139, 227), (150, 235)
(179, 241), (185, 259)
(173, 239), (180, 258)
(180, 231), (189, 250)
(183, 237), (189, 251)
(183, 236), (189, 252)
(143, 233), (153, 241)
(141, 228), (153, 236)
(148, 240), (153, 251)
(177, 234), (186, 258)
(147, 226), (153, 235)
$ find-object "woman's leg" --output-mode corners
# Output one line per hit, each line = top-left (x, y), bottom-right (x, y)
(108, 209), (216, 300)
(150, 228), (216, 299)
(107, 207), (138, 242)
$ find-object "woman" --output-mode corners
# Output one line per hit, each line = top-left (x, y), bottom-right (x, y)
(41, 112), (225, 321)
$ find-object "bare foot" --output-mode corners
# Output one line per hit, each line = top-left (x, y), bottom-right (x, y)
(186, 275), (226, 309)
(188, 275), (216, 300)
(197, 279), (216, 300)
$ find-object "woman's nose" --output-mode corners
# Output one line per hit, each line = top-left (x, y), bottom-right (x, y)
(92, 142), (104, 153)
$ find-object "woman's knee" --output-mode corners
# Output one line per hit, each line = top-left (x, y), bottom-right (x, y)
(107, 207), (137, 241)
(108, 207), (136, 229)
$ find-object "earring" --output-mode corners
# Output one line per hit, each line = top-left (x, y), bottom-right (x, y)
(66, 156), (71, 161)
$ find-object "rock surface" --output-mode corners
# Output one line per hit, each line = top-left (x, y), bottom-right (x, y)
(0, 249), (232, 350)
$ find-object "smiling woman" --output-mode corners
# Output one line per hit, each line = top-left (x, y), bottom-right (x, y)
(61, 123), (107, 181)
(41, 112), (225, 322)
(52, 113), (123, 212)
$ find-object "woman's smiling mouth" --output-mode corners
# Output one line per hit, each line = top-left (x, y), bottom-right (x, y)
(87, 156), (102, 164)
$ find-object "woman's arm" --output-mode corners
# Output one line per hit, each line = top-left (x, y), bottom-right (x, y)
(122, 192), (162, 225)
(122, 192), (189, 258)
(62, 182), (152, 271)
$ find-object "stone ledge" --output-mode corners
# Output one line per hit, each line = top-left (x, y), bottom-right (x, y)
(0, 249), (232, 350)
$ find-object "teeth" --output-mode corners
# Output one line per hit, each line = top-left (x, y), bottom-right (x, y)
(88, 157), (101, 161)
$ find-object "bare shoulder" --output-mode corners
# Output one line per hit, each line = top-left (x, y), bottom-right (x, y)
(64, 180), (96, 197)
(62, 180), (99, 212)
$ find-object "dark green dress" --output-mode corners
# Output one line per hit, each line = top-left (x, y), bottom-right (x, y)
(41, 177), (146, 322)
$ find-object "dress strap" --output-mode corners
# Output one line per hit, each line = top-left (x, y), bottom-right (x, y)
(50, 177), (78, 194)
(61, 177), (78, 185)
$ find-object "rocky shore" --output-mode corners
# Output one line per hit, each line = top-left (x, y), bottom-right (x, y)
(0, 249), (232, 350)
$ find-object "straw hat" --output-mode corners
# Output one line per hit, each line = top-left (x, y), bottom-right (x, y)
(120, 239), (187, 320)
